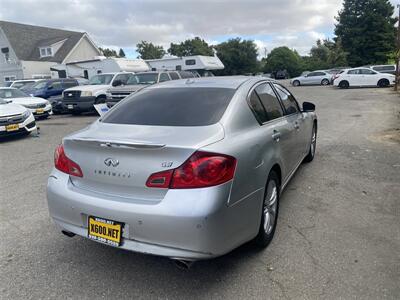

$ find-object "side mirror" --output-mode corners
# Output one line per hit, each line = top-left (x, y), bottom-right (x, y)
(302, 101), (315, 112)
(112, 80), (122, 87)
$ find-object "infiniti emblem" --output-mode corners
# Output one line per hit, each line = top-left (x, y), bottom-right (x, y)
(104, 158), (119, 167)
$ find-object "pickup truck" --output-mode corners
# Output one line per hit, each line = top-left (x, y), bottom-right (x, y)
(62, 72), (134, 114)
(106, 71), (196, 107)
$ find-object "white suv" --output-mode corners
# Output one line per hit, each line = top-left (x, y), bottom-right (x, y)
(61, 72), (134, 113)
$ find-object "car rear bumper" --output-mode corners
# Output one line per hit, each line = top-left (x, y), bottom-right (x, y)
(62, 96), (96, 112)
(47, 169), (262, 260)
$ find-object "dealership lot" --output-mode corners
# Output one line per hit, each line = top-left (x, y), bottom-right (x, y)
(1, 83), (399, 299)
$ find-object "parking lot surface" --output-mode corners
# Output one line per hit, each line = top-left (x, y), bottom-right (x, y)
(1, 83), (399, 299)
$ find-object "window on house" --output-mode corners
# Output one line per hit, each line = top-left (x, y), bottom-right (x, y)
(40, 47), (53, 57)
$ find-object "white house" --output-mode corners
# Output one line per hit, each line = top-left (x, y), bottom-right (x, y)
(0, 20), (102, 84)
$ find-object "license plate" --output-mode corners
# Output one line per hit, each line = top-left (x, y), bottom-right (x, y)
(87, 216), (123, 246)
(68, 104), (73, 109)
(5, 124), (19, 132)
(36, 108), (44, 114)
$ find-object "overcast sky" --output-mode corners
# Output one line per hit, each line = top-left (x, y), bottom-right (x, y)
(0, 0), (397, 58)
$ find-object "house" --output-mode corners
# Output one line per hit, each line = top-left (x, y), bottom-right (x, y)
(0, 20), (102, 84)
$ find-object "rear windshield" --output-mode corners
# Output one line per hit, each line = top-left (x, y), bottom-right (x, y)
(102, 87), (235, 126)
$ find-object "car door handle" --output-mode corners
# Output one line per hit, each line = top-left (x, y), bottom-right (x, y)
(294, 122), (300, 130)
(272, 130), (281, 142)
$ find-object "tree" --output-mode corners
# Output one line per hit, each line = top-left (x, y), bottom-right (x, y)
(99, 47), (119, 57)
(335, 0), (396, 66)
(136, 41), (166, 59)
(118, 48), (126, 58)
(168, 37), (214, 56)
(304, 39), (348, 70)
(214, 38), (259, 75)
(263, 46), (303, 77)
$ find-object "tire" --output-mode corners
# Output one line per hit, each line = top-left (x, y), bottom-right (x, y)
(292, 80), (300, 87)
(95, 96), (106, 104)
(304, 124), (317, 163)
(338, 80), (349, 89)
(321, 79), (329, 86)
(377, 79), (389, 88)
(254, 171), (280, 248)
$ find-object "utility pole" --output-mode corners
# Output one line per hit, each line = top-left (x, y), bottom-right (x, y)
(395, 4), (400, 91)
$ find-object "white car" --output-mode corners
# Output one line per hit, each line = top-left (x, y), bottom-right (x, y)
(0, 87), (52, 118)
(10, 79), (41, 89)
(333, 68), (395, 88)
(0, 98), (36, 137)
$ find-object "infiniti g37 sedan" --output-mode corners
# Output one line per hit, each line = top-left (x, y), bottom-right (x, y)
(47, 77), (317, 261)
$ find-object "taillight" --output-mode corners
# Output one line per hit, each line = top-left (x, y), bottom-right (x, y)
(54, 144), (83, 177)
(146, 151), (236, 189)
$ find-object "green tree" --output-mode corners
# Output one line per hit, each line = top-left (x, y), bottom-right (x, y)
(168, 37), (214, 56)
(99, 47), (119, 57)
(263, 46), (303, 77)
(214, 38), (259, 75)
(136, 41), (166, 59)
(305, 39), (348, 70)
(118, 48), (126, 58)
(335, 0), (396, 66)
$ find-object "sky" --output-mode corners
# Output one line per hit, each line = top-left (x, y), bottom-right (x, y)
(0, 0), (397, 59)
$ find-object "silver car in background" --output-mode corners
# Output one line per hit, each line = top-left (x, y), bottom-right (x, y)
(290, 70), (331, 86)
(47, 77), (317, 263)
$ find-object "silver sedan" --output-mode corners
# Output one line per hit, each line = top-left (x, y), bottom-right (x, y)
(290, 70), (331, 86)
(47, 76), (317, 263)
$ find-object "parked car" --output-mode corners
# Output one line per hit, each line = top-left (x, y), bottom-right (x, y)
(21, 79), (79, 100)
(368, 65), (396, 75)
(0, 98), (36, 138)
(10, 79), (41, 89)
(0, 87), (52, 118)
(106, 71), (196, 107)
(47, 76), (317, 262)
(273, 70), (289, 80)
(61, 72), (134, 114)
(333, 68), (395, 88)
(290, 70), (331, 86)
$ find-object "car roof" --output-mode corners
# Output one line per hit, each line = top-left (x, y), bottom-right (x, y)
(0, 87), (17, 89)
(148, 76), (256, 89)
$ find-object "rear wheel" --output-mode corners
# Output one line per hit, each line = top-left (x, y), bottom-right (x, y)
(377, 79), (389, 88)
(338, 80), (349, 89)
(304, 124), (317, 163)
(292, 80), (300, 87)
(254, 171), (280, 248)
(321, 79), (329, 86)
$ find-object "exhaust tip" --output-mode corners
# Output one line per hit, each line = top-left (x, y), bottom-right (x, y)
(173, 259), (194, 270)
(61, 230), (76, 238)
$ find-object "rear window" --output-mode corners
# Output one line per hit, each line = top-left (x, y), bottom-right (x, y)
(102, 87), (235, 126)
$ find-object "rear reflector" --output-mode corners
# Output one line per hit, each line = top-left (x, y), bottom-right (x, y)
(146, 151), (236, 189)
(54, 144), (83, 177)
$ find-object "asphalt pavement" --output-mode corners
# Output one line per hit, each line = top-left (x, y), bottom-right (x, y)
(1, 83), (399, 299)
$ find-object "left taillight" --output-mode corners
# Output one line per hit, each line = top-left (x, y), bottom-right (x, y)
(54, 144), (83, 177)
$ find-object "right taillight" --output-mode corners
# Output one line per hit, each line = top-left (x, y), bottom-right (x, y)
(54, 144), (83, 177)
(146, 151), (237, 189)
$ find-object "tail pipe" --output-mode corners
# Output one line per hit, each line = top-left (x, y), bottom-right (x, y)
(173, 259), (195, 270)
(61, 230), (76, 237)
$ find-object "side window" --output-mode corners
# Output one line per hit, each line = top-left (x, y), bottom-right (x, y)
(254, 83), (283, 120)
(159, 73), (170, 82)
(179, 71), (194, 79)
(169, 72), (180, 80)
(185, 59), (196, 65)
(248, 90), (268, 124)
(273, 84), (299, 115)
(348, 69), (360, 75)
(307, 72), (317, 77)
(48, 81), (62, 89)
(315, 72), (326, 76)
(360, 69), (376, 75)
(114, 74), (130, 85)
(62, 80), (78, 88)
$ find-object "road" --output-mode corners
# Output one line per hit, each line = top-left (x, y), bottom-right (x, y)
(1, 83), (399, 299)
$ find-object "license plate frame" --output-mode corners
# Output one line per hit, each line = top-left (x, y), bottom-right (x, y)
(87, 216), (123, 247)
(5, 124), (19, 132)
(36, 108), (44, 114)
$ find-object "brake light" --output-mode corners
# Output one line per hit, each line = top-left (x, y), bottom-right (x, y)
(54, 144), (83, 177)
(146, 151), (237, 189)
